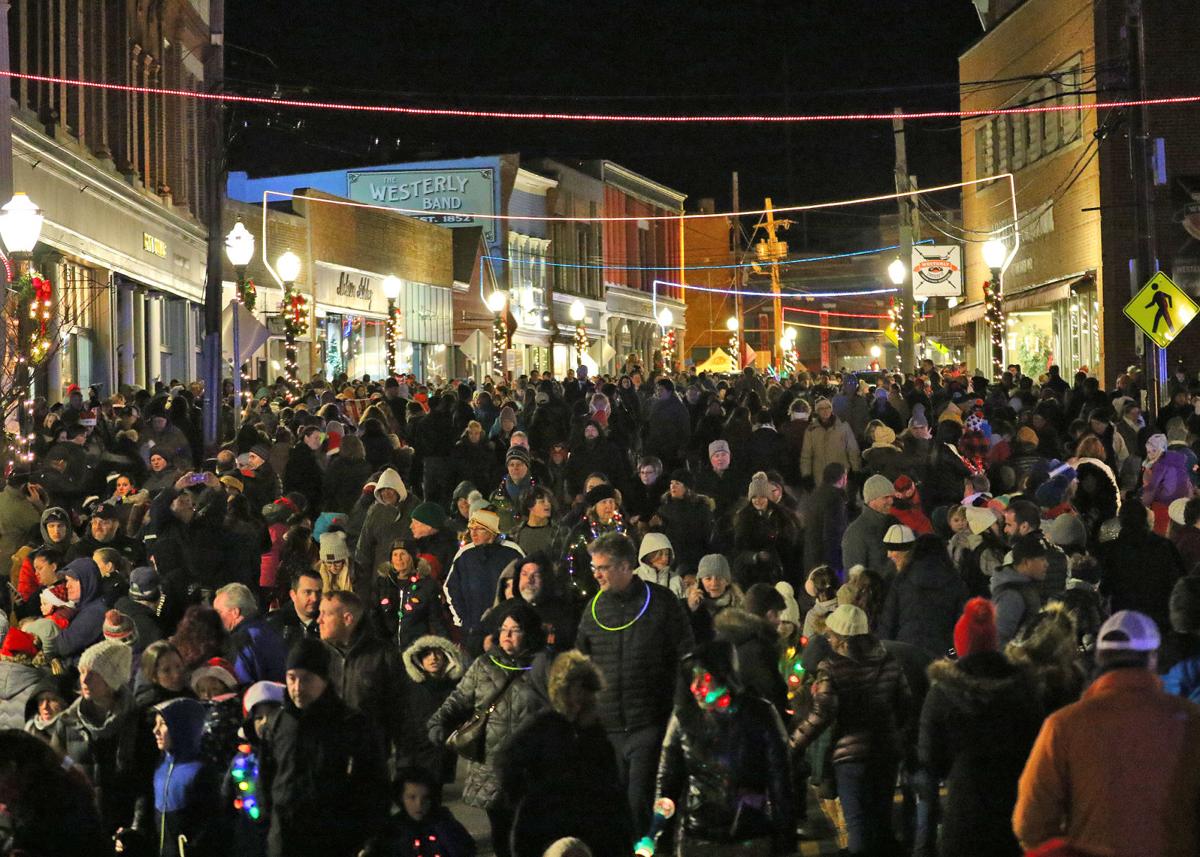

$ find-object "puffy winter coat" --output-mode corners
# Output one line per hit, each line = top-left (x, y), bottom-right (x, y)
(654, 491), (714, 578)
(656, 695), (795, 849)
(355, 494), (419, 579)
(800, 417), (861, 480)
(713, 609), (789, 720)
(149, 698), (222, 857)
(262, 688), (389, 857)
(399, 635), (463, 782)
(427, 649), (545, 808)
(990, 565), (1043, 648)
(919, 652), (1043, 857)
(789, 637), (911, 765)
(0, 658), (45, 730)
(1143, 449), (1193, 508)
(58, 689), (140, 832)
(576, 576), (694, 733)
(444, 540), (524, 635)
(879, 555), (968, 658)
(226, 615), (288, 686)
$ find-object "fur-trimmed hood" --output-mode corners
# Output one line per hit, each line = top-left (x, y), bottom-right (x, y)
(714, 608), (777, 648)
(927, 651), (1034, 712)
(375, 554), (435, 580)
(1004, 601), (1077, 667)
(547, 649), (604, 716)
(402, 634), (464, 683)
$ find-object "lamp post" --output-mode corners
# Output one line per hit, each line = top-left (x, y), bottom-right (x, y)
(0, 192), (45, 437)
(982, 238), (1008, 379)
(382, 275), (402, 378)
(276, 251), (304, 398)
(657, 307), (675, 372)
(569, 299), (587, 368)
(887, 256), (915, 372)
(488, 290), (509, 379)
(781, 325), (797, 376)
(726, 316), (740, 370)
(224, 221), (254, 429)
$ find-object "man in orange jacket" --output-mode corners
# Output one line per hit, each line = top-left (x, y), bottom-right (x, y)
(1013, 610), (1200, 856)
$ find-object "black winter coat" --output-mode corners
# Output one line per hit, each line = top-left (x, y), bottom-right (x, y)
(576, 577), (695, 733)
(372, 564), (449, 650)
(918, 653), (1043, 857)
(282, 443), (323, 512)
(262, 689), (389, 857)
(499, 709), (632, 857)
(321, 455), (373, 516)
(653, 492), (715, 578)
(398, 635), (463, 783)
(453, 437), (497, 496)
(789, 638), (911, 765)
(1098, 528), (1185, 633)
(731, 502), (801, 588)
(713, 609), (789, 720)
(879, 555), (968, 659)
(803, 483), (847, 575)
(656, 695), (796, 852)
(325, 626), (407, 753)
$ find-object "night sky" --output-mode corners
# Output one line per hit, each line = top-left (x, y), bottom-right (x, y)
(227, 1), (983, 230)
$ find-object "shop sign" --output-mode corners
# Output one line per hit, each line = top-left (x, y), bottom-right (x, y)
(142, 232), (167, 258)
(315, 263), (386, 315)
(911, 245), (962, 298)
(1124, 271), (1199, 348)
(346, 167), (497, 243)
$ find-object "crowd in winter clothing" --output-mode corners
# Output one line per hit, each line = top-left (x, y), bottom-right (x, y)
(5, 358), (1200, 857)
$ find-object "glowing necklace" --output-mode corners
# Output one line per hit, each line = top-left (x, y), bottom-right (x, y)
(590, 583), (652, 632)
(489, 655), (533, 672)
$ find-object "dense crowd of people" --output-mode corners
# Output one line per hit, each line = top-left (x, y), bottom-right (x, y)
(3, 356), (1200, 857)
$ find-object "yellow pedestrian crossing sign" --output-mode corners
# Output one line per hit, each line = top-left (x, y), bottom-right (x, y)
(1124, 272), (1199, 348)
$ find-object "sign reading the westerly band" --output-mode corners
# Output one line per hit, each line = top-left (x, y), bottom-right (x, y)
(347, 168), (497, 243)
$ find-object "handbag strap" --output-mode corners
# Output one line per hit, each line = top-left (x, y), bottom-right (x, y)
(474, 666), (521, 717)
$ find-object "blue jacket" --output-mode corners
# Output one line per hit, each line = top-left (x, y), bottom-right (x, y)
(153, 697), (220, 856)
(444, 541), (523, 635)
(228, 616), (289, 685)
(54, 558), (106, 659)
(1163, 655), (1200, 704)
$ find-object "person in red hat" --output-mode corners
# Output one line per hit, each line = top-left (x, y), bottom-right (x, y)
(890, 475), (933, 535)
(0, 627), (49, 730)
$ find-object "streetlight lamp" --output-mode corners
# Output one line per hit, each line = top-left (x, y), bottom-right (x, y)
(382, 275), (402, 378)
(982, 238), (1008, 379)
(726, 316), (740, 370)
(224, 221), (255, 429)
(276, 251), (304, 397)
(488, 290), (509, 378)
(887, 256), (915, 372)
(0, 192), (45, 437)
(870, 344), (882, 359)
(781, 325), (797, 376)
(657, 307), (675, 371)
(569, 299), (587, 367)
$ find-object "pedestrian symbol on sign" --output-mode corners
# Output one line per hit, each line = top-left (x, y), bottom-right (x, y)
(1124, 272), (1199, 349)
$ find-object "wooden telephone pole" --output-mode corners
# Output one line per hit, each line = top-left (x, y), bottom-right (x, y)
(752, 198), (792, 368)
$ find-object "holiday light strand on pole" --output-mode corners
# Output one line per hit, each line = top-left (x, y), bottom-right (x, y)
(660, 328), (676, 371)
(5, 68), (1199, 123)
(280, 285), (308, 399)
(492, 314), (507, 377)
(984, 279), (1005, 379)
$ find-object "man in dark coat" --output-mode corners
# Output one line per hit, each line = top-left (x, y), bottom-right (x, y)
(214, 582), (288, 684)
(444, 509), (524, 639)
(879, 533), (968, 659)
(66, 504), (146, 567)
(266, 568), (322, 647)
(744, 409), (791, 477)
(713, 587), (788, 720)
(643, 378), (692, 472)
(145, 474), (229, 625)
(262, 638), (389, 857)
(694, 440), (749, 526)
(318, 590), (407, 757)
(576, 531), (694, 832)
(282, 426), (325, 513)
(803, 462), (849, 575)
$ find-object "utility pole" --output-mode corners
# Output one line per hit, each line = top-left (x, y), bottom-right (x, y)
(201, 1), (225, 451)
(1126, 0), (1161, 412)
(731, 172), (742, 365)
(752, 198), (791, 369)
(892, 108), (917, 373)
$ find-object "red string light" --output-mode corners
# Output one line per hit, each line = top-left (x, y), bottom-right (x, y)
(1, 69), (1198, 123)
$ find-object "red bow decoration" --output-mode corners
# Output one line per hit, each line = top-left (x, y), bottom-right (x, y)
(30, 276), (52, 338)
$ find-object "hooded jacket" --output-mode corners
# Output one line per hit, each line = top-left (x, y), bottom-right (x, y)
(989, 565), (1042, 648)
(918, 653), (1043, 857)
(879, 553), (968, 658)
(354, 471), (419, 577)
(634, 531), (684, 597)
(0, 655), (45, 730)
(52, 558), (106, 659)
(713, 608), (789, 720)
(399, 635), (463, 782)
(151, 697), (220, 857)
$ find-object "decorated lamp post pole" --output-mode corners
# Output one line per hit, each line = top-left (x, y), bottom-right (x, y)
(276, 251), (305, 399)
(982, 239), (1008, 379)
(781, 326), (797, 376)
(382, 275), (402, 378)
(726, 316), (740, 370)
(0, 192), (45, 448)
(224, 221), (255, 429)
(488, 290), (509, 380)
(570, 299), (587, 368)
(658, 307), (675, 373)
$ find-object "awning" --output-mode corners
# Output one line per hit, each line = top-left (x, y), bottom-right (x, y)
(950, 301), (985, 326)
(1003, 271), (1095, 313)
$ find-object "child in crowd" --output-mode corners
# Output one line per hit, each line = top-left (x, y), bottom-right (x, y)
(92, 546), (131, 607)
(400, 635), (464, 789)
(224, 681), (285, 857)
(633, 532), (685, 597)
(363, 766), (476, 857)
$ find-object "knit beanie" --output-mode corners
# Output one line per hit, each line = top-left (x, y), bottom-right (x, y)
(747, 471), (771, 500)
(774, 581), (802, 626)
(669, 468), (693, 488)
(78, 639), (133, 692)
(102, 610), (138, 645)
(505, 446), (531, 467)
(286, 637), (331, 680)
(708, 439), (731, 458)
(862, 474), (895, 504)
(697, 553), (732, 582)
(954, 597), (998, 657)
(319, 531), (350, 564)
(410, 501), (447, 530)
(1046, 513), (1087, 550)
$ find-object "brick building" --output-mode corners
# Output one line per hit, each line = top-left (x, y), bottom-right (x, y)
(5, 0), (213, 396)
(955, 0), (1200, 385)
